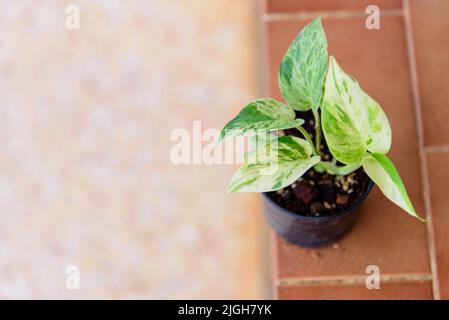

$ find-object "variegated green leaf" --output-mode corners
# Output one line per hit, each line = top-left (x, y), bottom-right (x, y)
(321, 56), (392, 164)
(219, 98), (304, 141)
(228, 136), (321, 192)
(362, 153), (425, 221)
(278, 17), (328, 111)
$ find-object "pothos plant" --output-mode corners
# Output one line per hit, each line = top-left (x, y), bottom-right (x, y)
(219, 18), (425, 221)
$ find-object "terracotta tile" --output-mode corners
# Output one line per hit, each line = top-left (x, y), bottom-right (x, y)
(409, 0), (449, 147)
(427, 154), (449, 299)
(278, 281), (433, 300)
(265, 0), (401, 13)
(265, 17), (430, 279)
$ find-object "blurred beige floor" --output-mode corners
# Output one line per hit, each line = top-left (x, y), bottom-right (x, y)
(0, 0), (269, 298)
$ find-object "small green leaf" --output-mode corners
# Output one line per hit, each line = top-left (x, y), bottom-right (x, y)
(362, 153), (425, 221)
(278, 17), (328, 111)
(219, 98), (304, 141)
(228, 136), (320, 192)
(321, 56), (392, 164)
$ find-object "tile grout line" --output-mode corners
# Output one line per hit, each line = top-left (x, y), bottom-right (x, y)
(261, 9), (403, 22)
(424, 145), (449, 154)
(277, 273), (433, 287)
(259, 0), (271, 103)
(270, 232), (280, 299)
(402, 0), (440, 300)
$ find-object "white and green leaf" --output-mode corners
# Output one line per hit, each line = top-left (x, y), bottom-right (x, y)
(321, 56), (392, 164)
(219, 98), (303, 141)
(228, 136), (320, 192)
(362, 153), (425, 221)
(278, 17), (328, 111)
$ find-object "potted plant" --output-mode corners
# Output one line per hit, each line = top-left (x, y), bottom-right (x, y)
(219, 17), (425, 247)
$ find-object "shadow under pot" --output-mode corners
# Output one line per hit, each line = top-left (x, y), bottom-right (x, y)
(262, 179), (374, 248)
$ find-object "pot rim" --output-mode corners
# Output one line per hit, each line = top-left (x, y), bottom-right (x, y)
(262, 176), (374, 222)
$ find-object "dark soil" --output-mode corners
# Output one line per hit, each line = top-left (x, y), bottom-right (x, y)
(266, 111), (370, 217)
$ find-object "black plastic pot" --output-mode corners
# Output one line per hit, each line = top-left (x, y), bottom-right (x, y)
(262, 179), (374, 248)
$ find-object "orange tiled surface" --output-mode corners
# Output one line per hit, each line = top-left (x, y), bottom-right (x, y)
(409, 0), (449, 147)
(265, 0), (401, 13)
(260, 0), (449, 299)
(278, 281), (433, 300)
(427, 154), (449, 299)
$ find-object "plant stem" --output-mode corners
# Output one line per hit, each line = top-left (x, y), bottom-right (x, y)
(309, 107), (358, 176)
(317, 161), (361, 175)
(312, 108), (322, 155)
(297, 126), (317, 156)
